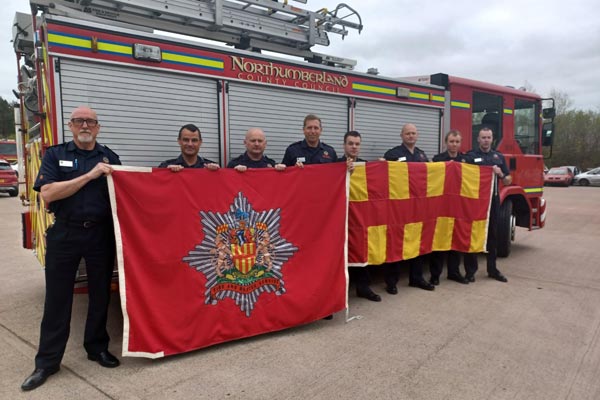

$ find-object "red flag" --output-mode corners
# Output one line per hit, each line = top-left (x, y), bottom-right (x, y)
(347, 161), (493, 265)
(108, 163), (347, 358)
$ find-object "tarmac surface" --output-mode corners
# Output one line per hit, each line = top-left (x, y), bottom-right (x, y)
(1, 186), (600, 400)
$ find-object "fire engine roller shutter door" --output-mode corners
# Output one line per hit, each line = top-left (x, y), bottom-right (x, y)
(354, 99), (441, 161)
(227, 82), (348, 163)
(59, 59), (220, 166)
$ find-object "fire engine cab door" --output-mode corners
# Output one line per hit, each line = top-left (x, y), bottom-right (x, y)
(354, 100), (441, 160)
(58, 59), (220, 166)
(227, 82), (348, 163)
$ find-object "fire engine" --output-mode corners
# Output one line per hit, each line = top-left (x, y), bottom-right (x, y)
(12, 0), (555, 272)
(0, 139), (17, 163)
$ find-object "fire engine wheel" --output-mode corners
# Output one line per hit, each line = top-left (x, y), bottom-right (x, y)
(497, 199), (514, 258)
(9, 189), (18, 197)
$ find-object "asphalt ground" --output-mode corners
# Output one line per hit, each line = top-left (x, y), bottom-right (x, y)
(1, 186), (599, 400)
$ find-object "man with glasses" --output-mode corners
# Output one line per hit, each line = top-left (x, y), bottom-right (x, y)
(22, 106), (121, 391)
(159, 124), (220, 171)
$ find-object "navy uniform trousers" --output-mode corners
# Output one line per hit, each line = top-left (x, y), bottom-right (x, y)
(484, 194), (501, 275)
(35, 219), (115, 369)
(429, 251), (478, 279)
(383, 257), (427, 287)
(429, 195), (499, 279)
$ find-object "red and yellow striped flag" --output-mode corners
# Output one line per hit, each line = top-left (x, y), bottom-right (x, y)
(348, 161), (494, 266)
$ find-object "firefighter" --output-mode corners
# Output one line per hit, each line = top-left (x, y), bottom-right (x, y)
(281, 115), (339, 319)
(227, 128), (286, 171)
(22, 106), (121, 391)
(466, 127), (512, 283)
(339, 130), (381, 302)
(429, 130), (473, 285)
(281, 114), (337, 167)
(382, 123), (435, 293)
(158, 124), (220, 171)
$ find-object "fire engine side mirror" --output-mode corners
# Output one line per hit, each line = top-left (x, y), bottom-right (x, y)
(542, 122), (554, 146)
(542, 107), (556, 120)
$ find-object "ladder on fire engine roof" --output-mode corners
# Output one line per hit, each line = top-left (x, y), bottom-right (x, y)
(30, 0), (363, 68)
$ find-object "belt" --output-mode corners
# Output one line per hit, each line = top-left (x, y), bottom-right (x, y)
(54, 218), (108, 229)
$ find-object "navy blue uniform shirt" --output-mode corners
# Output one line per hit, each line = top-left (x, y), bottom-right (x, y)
(281, 139), (337, 166)
(158, 154), (216, 168)
(432, 151), (469, 163)
(34, 141), (121, 220)
(384, 144), (429, 162)
(338, 155), (366, 162)
(227, 152), (277, 168)
(466, 148), (510, 176)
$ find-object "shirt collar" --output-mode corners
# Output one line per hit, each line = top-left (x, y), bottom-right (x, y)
(301, 139), (322, 150)
(400, 143), (415, 153)
(67, 140), (103, 156)
(175, 154), (204, 167)
(242, 152), (263, 162)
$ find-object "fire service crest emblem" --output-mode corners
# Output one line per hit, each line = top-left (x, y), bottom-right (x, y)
(183, 192), (298, 316)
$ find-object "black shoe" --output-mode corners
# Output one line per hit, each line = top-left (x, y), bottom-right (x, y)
(465, 275), (475, 283)
(385, 285), (398, 295)
(88, 350), (120, 368)
(448, 274), (469, 284)
(429, 277), (440, 286)
(357, 288), (382, 302)
(489, 272), (508, 282)
(323, 315), (334, 320)
(21, 366), (59, 391)
(409, 280), (435, 291)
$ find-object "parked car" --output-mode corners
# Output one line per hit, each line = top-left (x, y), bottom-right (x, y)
(544, 167), (574, 187)
(10, 161), (18, 177)
(562, 166), (581, 181)
(0, 159), (18, 197)
(574, 167), (600, 186)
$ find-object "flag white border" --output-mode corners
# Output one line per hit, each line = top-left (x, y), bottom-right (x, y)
(107, 165), (165, 359)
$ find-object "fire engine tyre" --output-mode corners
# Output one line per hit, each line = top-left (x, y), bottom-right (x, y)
(9, 189), (18, 197)
(497, 199), (514, 258)
(579, 179), (590, 186)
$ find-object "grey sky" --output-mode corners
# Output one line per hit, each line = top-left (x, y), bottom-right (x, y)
(2, 0), (599, 110)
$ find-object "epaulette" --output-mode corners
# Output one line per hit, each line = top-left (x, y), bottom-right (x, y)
(46, 142), (68, 150)
(101, 144), (121, 160)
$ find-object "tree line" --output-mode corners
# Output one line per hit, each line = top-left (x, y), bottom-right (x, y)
(545, 90), (600, 171)
(0, 97), (16, 140)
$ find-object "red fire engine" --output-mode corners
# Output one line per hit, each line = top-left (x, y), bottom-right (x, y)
(12, 0), (554, 270)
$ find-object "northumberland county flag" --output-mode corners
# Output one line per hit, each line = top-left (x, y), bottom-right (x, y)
(348, 161), (494, 266)
(108, 163), (347, 358)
